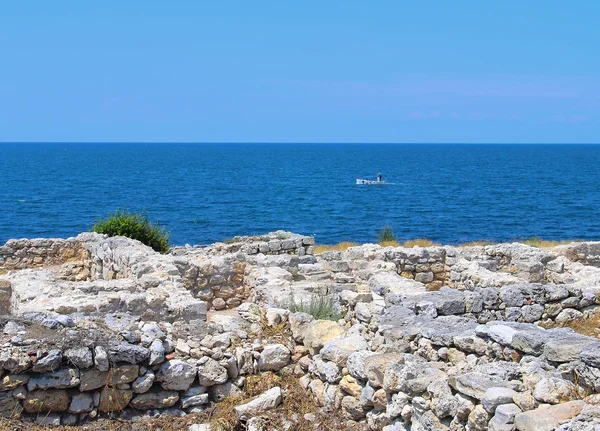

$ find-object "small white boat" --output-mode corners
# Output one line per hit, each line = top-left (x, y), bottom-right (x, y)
(356, 173), (386, 185)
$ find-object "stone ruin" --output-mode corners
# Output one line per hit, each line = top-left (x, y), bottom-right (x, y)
(0, 232), (600, 430)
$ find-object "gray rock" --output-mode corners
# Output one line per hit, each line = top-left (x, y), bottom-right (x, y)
(360, 384), (375, 408)
(32, 349), (63, 372)
(580, 343), (600, 368)
(482, 387), (518, 413)
(499, 286), (525, 307)
(55, 315), (75, 327)
(149, 339), (166, 366)
(35, 413), (61, 427)
(311, 355), (342, 384)
(428, 380), (458, 419)
(132, 370), (155, 394)
(544, 332), (598, 362)
(533, 377), (579, 404)
(493, 403), (521, 425)
(257, 344), (291, 371)
(197, 358), (228, 386)
(386, 391), (410, 420)
(27, 368), (80, 390)
(234, 386), (282, 420)
(69, 393), (94, 414)
(182, 392), (209, 408)
(364, 353), (404, 388)
(450, 372), (512, 400)
(321, 335), (369, 366)
(342, 395), (366, 420)
(79, 365), (138, 391)
(556, 308), (584, 322)
(108, 341), (149, 364)
(521, 304), (544, 322)
(64, 347), (93, 369)
(156, 360), (197, 391)
(545, 285), (569, 301)
(514, 401), (585, 431)
(384, 362), (447, 396)
(141, 323), (166, 346)
(130, 390), (180, 409)
(347, 350), (378, 380)
(94, 346), (109, 371)
(0, 391), (21, 418)
(289, 312), (314, 343)
(208, 381), (242, 402)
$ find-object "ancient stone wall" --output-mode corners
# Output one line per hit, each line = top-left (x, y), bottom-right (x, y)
(383, 246), (454, 291)
(351, 283), (600, 328)
(0, 237), (91, 279)
(175, 255), (248, 310)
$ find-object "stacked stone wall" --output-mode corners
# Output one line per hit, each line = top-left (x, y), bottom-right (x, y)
(0, 238), (91, 279)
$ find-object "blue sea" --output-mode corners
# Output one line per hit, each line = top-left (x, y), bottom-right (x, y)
(1, 143), (600, 246)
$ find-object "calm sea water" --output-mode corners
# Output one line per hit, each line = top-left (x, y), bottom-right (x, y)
(1, 143), (599, 246)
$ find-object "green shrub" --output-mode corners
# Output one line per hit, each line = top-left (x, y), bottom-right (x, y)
(93, 208), (170, 253)
(284, 294), (342, 321)
(377, 225), (396, 244)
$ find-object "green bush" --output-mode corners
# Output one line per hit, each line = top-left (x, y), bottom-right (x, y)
(377, 225), (396, 243)
(284, 294), (342, 321)
(93, 208), (170, 253)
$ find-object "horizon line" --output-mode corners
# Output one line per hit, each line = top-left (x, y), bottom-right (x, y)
(1, 141), (600, 145)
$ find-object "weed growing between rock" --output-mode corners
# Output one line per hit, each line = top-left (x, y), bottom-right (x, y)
(284, 295), (342, 321)
(93, 208), (170, 253)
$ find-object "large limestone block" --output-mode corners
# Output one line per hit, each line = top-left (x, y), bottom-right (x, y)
(514, 401), (585, 431)
(321, 335), (369, 366)
(130, 390), (180, 409)
(482, 387), (519, 413)
(156, 359), (197, 391)
(108, 341), (150, 364)
(347, 350), (378, 380)
(98, 387), (134, 412)
(450, 372), (512, 401)
(234, 386), (282, 420)
(27, 368), (80, 391)
(363, 353), (404, 388)
(543, 333), (598, 363)
(197, 357), (228, 386)
(303, 320), (345, 355)
(79, 366), (139, 391)
(23, 390), (69, 413)
(257, 344), (291, 371)
(384, 363), (447, 396)
(533, 377), (579, 405)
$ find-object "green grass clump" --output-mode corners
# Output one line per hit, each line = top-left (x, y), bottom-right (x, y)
(377, 225), (396, 244)
(93, 208), (170, 253)
(285, 295), (342, 321)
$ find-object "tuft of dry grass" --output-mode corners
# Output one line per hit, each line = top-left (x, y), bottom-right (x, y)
(402, 238), (441, 248)
(519, 237), (581, 248)
(459, 240), (496, 247)
(541, 313), (600, 338)
(313, 242), (359, 254)
(379, 240), (400, 247)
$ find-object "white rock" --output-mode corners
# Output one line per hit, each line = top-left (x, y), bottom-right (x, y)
(234, 386), (282, 420)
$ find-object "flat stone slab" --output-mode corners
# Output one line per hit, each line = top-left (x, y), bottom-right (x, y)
(514, 401), (585, 431)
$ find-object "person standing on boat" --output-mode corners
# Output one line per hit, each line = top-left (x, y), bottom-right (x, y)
(377, 173), (382, 182)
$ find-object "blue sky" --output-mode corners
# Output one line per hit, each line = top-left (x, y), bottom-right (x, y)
(1, 1), (598, 143)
